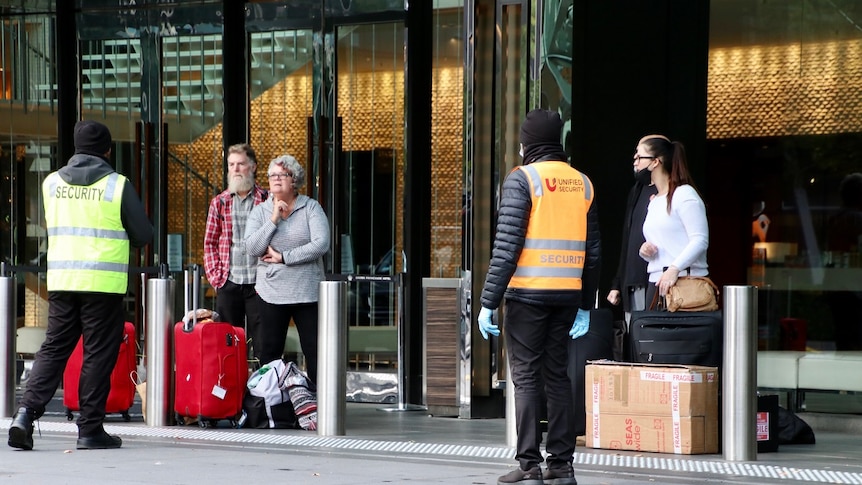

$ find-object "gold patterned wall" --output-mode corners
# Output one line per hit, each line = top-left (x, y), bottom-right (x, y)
(431, 67), (464, 277)
(167, 66), (463, 278)
(708, 39), (862, 138)
(250, 73), (313, 171)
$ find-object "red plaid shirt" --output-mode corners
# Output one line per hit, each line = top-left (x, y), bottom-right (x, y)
(203, 185), (268, 289)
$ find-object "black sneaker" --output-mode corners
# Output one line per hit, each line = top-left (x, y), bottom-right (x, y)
(77, 431), (123, 450)
(543, 464), (577, 485)
(498, 466), (543, 484)
(8, 407), (36, 450)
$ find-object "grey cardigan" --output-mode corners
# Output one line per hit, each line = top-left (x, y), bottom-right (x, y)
(244, 194), (331, 304)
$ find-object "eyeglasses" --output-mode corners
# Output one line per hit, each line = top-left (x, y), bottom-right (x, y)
(268, 172), (292, 180)
(633, 155), (657, 163)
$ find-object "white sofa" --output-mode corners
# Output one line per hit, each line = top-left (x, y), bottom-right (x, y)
(798, 351), (862, 393)
(757, 350), (862, 410)
(757, 350), (806, 409)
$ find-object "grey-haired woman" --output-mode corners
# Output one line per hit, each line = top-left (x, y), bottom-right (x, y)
(244, 155), (330, 384)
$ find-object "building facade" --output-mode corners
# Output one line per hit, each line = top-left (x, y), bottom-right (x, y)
(1, 0), (860, 416)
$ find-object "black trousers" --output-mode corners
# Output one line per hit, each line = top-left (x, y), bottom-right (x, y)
(256, 297), (318, 384)
(20, 292), (124, 437)
(216, 280), (261, 359)
(504, 299), (577, 471)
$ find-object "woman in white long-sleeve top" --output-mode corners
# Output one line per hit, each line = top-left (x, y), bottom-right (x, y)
(637, 137), (709, 308)
(244, 155), (330, 384)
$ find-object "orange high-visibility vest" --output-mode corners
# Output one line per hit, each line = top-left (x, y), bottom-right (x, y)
(509, 161), (593, 291)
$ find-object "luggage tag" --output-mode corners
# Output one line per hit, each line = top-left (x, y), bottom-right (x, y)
(212, 385), (227, 399)
(212, 373), (227, 399)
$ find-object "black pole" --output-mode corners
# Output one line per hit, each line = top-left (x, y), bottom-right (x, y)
(221, 0), (248, 185)
(55, 0), (77, 165)
(404, 1), (433, 406)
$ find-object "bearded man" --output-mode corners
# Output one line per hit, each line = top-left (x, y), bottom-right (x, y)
(203, 143), (268, 361)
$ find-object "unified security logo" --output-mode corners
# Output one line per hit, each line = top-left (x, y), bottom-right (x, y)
(545, 177), (584, 193)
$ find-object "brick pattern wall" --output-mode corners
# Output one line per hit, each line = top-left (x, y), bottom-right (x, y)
(709, 39), (862, 138)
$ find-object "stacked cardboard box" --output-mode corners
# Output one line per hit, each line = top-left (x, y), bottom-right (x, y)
(585, 361), (719, 454)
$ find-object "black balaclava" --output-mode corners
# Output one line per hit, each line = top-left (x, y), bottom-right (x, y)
(519, 109), (568, 165)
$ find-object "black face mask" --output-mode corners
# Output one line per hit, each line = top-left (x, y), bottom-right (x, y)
(635, 167), (653, 186)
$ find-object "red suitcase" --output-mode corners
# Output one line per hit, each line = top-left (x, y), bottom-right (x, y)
(63, 321), (137, 422)
(173, 265), (248, 427)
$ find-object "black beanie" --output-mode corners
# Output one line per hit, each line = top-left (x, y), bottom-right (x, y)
(519, 109), (563, 147)
(74, 120), (112, 156)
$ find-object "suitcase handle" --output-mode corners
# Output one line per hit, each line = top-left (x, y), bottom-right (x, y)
(183, 264), (201, 332)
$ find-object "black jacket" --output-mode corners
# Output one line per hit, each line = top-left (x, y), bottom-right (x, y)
(480, 160), (601, 310)
(609, 182), (656, 294)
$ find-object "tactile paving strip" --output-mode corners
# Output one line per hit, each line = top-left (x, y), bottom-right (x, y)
(5, 421), (862, 484)
(576, 453), (862, 484)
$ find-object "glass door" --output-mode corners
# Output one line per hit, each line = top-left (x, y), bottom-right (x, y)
(248, 29), (315, 178)
(335, 22), (405, 333)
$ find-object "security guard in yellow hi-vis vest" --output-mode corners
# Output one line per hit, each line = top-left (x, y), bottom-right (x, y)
(477, 109), (601, 485)
(8, 121), (152, 452)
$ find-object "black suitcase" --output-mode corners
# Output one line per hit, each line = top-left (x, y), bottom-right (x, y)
(568, 308), (614, 436)
(628, 310), (722, 367)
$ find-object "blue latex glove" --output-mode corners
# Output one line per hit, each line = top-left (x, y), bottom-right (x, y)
(477, 307), (500, 339)
(569, 308), (590, 339)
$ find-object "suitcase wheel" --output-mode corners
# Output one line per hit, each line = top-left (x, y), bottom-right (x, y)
(122, 411), (131, 422)
(65, 409), (74, 421)
(199, 418), (217, 429)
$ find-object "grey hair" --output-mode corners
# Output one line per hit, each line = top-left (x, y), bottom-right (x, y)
(268, 155), (305, 191)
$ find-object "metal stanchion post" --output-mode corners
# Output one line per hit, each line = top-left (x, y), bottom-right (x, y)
(0, 263), (16, 418)
(506, 363), (516, 447)
(723, 285), (758, 461)
(318, 280), (348, 436)
(146, 264), (175, 427)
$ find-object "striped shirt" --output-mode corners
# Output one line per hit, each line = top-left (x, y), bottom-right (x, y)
(228, 193), (256, 284)
(244, 195), (331, 304)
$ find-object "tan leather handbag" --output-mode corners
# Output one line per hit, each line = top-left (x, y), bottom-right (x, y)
(666, 276), (720, 312)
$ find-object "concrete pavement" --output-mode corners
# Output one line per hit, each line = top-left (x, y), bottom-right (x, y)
(2, 394), (862, 484)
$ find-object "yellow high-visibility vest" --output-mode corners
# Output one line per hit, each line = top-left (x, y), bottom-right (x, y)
(509, 161), (593, 291)
(43, 171), (130, 294)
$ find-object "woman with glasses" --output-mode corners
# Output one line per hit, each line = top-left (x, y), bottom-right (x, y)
(606, 135), (665, 326)
(244, 155), (330, 385)
(636, 136), (709, 308)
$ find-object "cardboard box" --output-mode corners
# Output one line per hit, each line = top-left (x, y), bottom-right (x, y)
(586, 413), (711, 454)
(585, 361), (719, 454)
(586, 361), (719, 416)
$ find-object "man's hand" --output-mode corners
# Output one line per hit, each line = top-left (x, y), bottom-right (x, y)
(569, 308), (590, 339)
(477, 307), (499, 339)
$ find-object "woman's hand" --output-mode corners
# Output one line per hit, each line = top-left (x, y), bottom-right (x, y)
(639, 241), (658, 260)
(607, 289), (621, 305)
(260, 245), (283, 264)
(656, 266), (680, 296)
(270, 199), (292, 224)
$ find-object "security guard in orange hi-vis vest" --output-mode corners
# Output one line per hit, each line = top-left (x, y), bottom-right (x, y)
(8, 121), (153, 452)
(477, 109), (601, 485)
